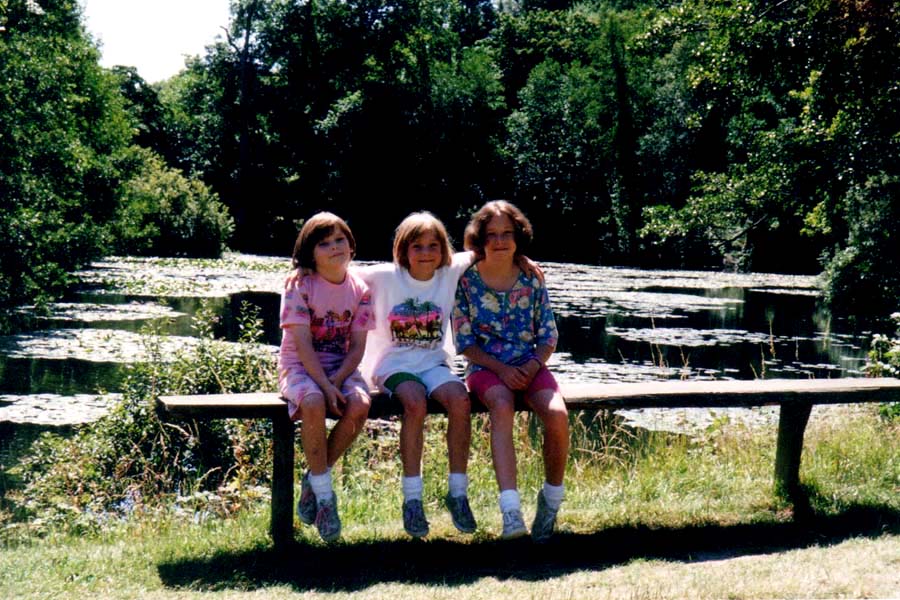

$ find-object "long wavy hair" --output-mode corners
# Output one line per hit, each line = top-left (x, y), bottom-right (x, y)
(463, 200), (533, 260)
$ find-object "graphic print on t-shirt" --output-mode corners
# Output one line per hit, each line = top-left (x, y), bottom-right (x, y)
(310, 309), (353, 354)
(388, 298), (443, 348)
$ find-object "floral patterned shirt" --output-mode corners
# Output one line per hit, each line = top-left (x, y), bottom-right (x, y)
(452, 264), (558, 377)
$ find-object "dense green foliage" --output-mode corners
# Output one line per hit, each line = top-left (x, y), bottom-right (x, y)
(866, 312), (900, 420)
(0, 0), (131, 316)
(2, 0), (898, 324)
(142, 0), (898, 324)
(112, 147), (234, 257)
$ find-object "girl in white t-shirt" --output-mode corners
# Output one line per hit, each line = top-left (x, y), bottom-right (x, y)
(356, 212), (541, 539)
(279, 212), (375, 543)
(355, 212), (477, 538)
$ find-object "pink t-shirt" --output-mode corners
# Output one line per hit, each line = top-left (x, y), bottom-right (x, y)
(279, 271), (375, 374)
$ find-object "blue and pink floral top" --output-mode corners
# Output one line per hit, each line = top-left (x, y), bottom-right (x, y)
(452, 264), (559, 377)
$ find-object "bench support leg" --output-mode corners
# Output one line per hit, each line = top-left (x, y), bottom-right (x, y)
(774, 401), (812, 504)
(270, 413), (294, 549)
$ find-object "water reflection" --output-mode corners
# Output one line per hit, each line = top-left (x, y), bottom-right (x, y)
(548, 265), (866, 383)
(0, 356), (127, 396)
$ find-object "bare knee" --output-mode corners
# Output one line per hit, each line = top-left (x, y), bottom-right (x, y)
(541, 398), (569, 436)
(436, 385), (471, 421)
(484, 389), (516, 426)
(401, 397), (427, 423)
(343, 393), (371, 426)
(296, 394), (326, 422)
(396, 383), (428, 422)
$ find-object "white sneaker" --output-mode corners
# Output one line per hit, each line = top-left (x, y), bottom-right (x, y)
(501, 508), (528, 539)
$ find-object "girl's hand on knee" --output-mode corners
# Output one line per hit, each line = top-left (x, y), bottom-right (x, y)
(499, 364), (528, 391)
(324, 384), (346, 417)
(519, 358), (541, 387)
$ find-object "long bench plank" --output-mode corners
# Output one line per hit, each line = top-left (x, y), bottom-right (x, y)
(157, 377), (900, 419)
(561, 377), (900, 407)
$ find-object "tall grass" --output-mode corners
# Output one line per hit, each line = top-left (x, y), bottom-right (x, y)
(1, 405), (897, 599)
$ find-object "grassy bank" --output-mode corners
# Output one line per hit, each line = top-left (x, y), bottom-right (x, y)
(2, 406), (898, 599)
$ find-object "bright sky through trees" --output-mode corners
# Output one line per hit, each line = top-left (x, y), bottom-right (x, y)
(80, 0), (231, 83)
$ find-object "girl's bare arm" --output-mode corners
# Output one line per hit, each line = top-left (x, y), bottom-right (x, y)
(329, 330), (368, 389)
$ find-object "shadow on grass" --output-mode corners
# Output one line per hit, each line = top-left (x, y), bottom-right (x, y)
(157, 497), (900, 593)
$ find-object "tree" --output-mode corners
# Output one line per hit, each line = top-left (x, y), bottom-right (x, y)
(0, 0), (132, 321)
(636, 0), (834, 272)
(805, 1), (900, 324)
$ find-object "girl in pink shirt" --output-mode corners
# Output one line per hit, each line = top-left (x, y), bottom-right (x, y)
(278, 212), (374, 542)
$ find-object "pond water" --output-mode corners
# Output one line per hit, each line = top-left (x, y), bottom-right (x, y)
(0, 254), (872, 466)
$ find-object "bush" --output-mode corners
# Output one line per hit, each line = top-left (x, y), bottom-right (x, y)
(112, 147), (234, 258)
(6, 302), (276, 535)
(823, 174), (900, 327)
(865, 312), (900, 421)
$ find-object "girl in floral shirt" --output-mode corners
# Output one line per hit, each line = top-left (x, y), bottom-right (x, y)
(452, 200), (569, 542)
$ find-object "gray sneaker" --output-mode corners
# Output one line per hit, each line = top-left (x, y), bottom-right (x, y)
(501, 508), (528, 539)
(297, 471), (317, 525)
(445, 493), (477, 534)
(402, 499), (430, 538)
(530, 490), (559, 543)
(314, 495), (341, 542)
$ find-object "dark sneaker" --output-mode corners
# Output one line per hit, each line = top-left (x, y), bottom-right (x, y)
(315, 495), (341, 542)
(501, 508), (528, 539)
(530, 490), (559, 543)
(402, 499), (430, 538)
(297, 471), (317, 525)
(444, 493), (477, 534)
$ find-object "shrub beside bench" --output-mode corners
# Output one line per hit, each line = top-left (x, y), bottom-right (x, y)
(157, 377), (900, 549)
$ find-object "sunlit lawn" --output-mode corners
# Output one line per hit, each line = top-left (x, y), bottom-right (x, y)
(2, 406), (898, 599)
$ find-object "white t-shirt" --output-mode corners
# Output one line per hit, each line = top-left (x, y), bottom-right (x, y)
(355, 252), (473, 389)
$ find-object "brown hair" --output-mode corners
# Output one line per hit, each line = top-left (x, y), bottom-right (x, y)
(463, 200), (533, 259)
(392, 211), (454, 270)
(291, 212), (356, 270)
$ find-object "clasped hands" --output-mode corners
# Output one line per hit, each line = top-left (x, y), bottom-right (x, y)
(497, 357), (541, 391)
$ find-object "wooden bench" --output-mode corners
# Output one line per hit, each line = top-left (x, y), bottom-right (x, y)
(157, 377), (900, 548)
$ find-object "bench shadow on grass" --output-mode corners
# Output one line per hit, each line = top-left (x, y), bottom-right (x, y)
(157, 494), (900, 593)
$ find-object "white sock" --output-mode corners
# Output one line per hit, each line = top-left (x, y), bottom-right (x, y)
(498, 488), (521, 513)
(402, 475), (424, 502)
(542, 482), (565, 510)
(309, 470), (333, 502)
(448, 473), (468, 498)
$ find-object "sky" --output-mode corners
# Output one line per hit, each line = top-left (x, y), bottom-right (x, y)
(79, 0), (232, 83)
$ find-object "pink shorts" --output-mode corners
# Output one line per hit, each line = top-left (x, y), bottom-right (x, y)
(466, 366), (559, 401)
(280, 367), (369, 421)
